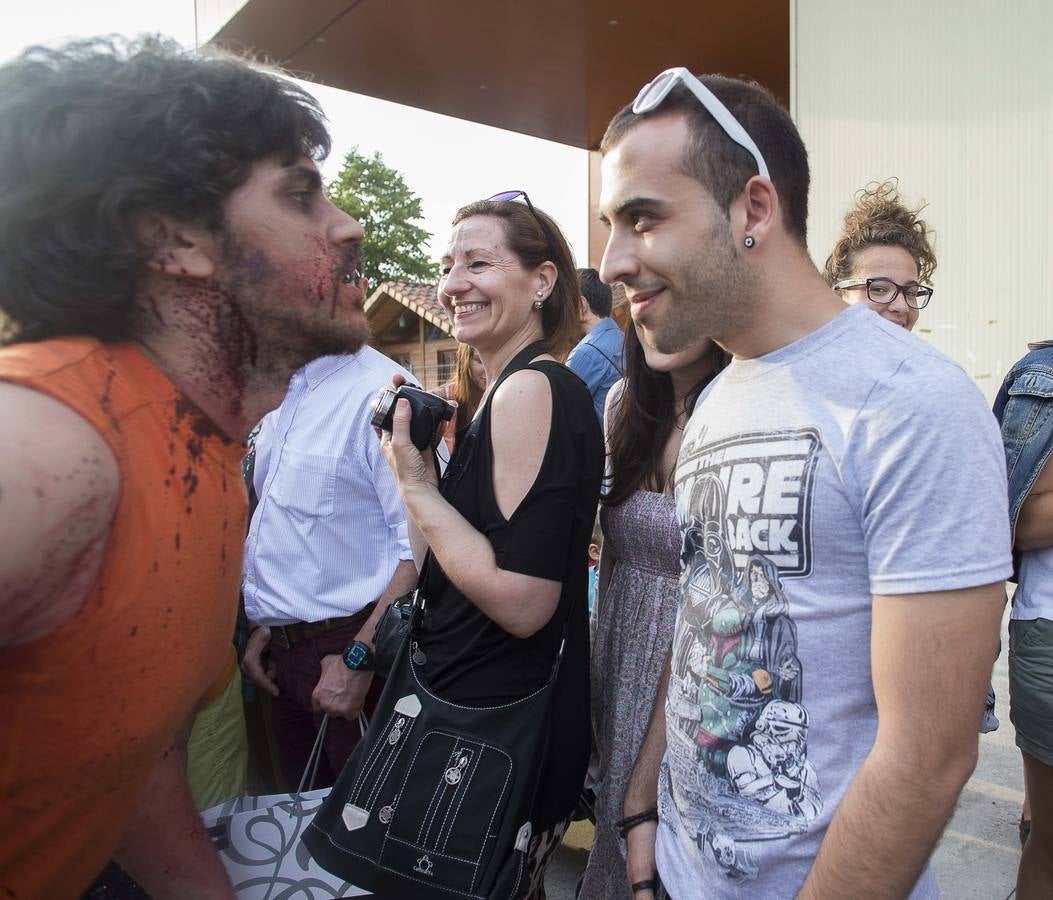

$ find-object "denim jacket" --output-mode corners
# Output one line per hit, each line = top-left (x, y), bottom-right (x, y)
(993, 341), (1053, 536)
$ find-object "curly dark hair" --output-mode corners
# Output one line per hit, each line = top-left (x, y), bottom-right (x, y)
(0, 36), (332, 345)
(823, 180), (937, 286)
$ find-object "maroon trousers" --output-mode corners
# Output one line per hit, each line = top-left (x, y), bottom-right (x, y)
(268, 617), (385, 790)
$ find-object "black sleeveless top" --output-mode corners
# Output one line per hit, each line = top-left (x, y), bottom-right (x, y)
(420, 349), (604, 830)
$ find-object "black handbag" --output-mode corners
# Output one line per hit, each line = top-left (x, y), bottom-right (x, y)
(303, 590), (567, 899)
(373, 550), (437, 680)
(371, 589), (415, 679)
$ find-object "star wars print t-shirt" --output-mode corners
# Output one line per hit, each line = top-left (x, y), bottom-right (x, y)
(655, 305), (1012, 899)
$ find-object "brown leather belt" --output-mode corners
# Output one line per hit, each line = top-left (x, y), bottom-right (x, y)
(271, 603), (375, 650)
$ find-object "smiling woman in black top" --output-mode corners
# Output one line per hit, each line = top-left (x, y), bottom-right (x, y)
(379, 195), (603, 898)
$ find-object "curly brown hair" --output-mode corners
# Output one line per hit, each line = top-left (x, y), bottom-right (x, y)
(823, 180), (937, 287)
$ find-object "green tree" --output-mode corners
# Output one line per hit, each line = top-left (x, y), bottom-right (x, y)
(326, 147), (438, 290)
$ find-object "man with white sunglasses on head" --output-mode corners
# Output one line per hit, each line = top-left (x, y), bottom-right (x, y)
(595, 69), (1011, 900)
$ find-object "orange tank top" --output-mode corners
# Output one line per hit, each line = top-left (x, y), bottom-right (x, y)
(0, 338), (247, 899)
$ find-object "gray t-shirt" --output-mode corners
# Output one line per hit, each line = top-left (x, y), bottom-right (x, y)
(656, 305), (1012, 899)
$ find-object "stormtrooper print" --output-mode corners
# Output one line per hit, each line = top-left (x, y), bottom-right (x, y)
(664, 428), (823, 882)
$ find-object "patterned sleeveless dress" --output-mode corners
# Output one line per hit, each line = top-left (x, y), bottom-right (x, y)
(581, 490), (682, 900)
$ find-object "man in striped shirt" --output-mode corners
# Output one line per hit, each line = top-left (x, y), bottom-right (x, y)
(241, 346), (419, 788)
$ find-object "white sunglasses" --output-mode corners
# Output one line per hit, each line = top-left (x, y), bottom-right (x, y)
(632, 66), (770, 181)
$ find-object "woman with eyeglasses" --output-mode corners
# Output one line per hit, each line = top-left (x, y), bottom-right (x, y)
(824, 180), (936, 332)
(580, 323), (727, 900)
(378, 194), (603, 897)
(826, 179), (1012, 822)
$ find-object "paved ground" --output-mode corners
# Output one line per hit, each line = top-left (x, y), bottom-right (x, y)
(931, 603), (1021, 900)
(547, 605), (1024, 900)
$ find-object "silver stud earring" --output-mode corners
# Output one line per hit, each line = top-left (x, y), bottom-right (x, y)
(533, 300), (544, 310)
(744, 235), (755, 249)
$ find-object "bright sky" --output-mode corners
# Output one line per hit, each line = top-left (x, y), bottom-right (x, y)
(1, 0), (590, 270)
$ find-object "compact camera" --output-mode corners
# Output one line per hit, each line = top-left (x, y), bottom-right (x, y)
(371, 385), (455, 451)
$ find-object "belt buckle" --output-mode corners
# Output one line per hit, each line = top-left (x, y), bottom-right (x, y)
(275, 625), (292, 650)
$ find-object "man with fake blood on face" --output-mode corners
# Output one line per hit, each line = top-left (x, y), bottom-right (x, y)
(0, 37), (369, 900)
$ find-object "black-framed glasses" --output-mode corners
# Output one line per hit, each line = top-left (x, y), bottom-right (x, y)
(834, 277), (934, 310)
(632, 67), (770, 180)
(486, 190), (554, 257)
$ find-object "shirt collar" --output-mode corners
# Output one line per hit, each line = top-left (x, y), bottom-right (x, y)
(299, 352), (360, 390)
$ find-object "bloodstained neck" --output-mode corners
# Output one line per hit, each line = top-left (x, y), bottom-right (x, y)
(132, 284), (290, 443)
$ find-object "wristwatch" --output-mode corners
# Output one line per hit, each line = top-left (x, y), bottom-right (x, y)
(342, 640), (375, 672)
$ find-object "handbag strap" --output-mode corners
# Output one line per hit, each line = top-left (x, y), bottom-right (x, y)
(492, 339), (571, 687)
(408, 554), (572, 693)
(411, 339), (573, 689)
(490, 340), (548, 392)
(296, 713), (329, 795)
(295, 712), (370, 795)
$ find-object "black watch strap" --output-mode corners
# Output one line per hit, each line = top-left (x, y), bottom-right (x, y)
(342, 640), (375, 671)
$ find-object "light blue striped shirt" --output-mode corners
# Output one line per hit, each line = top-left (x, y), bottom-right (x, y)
(242, 348), (415, 625)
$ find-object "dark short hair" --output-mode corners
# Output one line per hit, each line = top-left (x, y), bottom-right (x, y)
(452, 200), (580, 361)
(0, 36), (332, 345)
(601, 74), (809, 246)
(577, 268), (613, 318)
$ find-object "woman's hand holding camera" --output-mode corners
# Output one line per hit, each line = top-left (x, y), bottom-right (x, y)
(376, 375), (443, 497)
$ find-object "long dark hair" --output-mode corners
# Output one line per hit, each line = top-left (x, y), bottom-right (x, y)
(604, 324), (728, 507)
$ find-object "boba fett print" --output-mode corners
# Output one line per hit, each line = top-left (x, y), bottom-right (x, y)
(663, 429), (823, 883)
(650, 307), (1009, 900)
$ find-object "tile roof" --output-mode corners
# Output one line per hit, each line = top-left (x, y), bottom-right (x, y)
(367, 279), (627, 334)
(365, 280), (451, 334)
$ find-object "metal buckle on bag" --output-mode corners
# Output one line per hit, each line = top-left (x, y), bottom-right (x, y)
(410, 588), (428, 633)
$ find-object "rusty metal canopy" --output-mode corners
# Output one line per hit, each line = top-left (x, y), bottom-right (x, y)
(200, 0), (790, 150)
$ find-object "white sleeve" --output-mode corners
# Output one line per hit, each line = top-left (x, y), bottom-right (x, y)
(366, 426), (413, 561)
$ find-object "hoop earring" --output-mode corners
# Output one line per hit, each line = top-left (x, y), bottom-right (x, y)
(744, 235), (755, 249)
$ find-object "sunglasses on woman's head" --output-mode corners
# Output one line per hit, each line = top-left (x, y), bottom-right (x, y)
(486, 190), (554, 259)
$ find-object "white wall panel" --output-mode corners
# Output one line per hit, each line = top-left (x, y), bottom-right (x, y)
(792, 0), (1053, 400)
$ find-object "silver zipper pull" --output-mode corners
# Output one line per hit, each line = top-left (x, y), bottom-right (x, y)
(388, 715), (406, 745)
(444, 752), (470, 785)
(411, 640), (427, 666)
